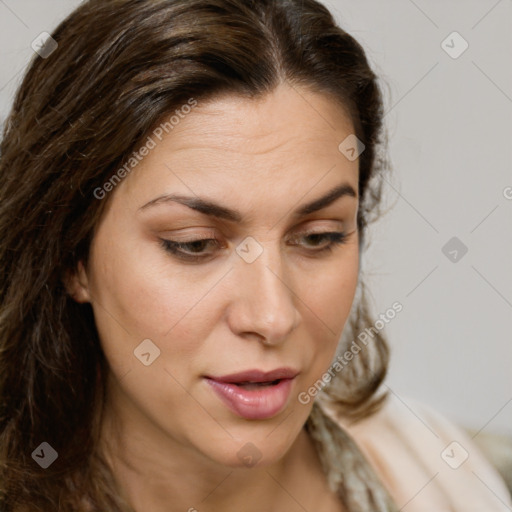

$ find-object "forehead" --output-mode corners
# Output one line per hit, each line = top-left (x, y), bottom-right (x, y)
(167, 84), (355, 152)
(117, 83), (359, 205)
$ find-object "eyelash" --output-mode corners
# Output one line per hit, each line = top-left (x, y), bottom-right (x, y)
(159, 231), (349, 262)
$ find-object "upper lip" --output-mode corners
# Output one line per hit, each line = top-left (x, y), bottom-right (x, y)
(206, 367), (299, 384)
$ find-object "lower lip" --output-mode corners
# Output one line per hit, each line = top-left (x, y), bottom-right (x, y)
(204, 377), (294, 420)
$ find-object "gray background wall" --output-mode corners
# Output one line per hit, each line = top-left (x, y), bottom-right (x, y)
(0, 0), (510, 434)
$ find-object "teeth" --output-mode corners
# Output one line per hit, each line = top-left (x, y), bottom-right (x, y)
(238, 379), (280, 385)
(234, 380), (280, 390)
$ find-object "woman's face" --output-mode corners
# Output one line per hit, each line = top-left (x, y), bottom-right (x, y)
(72, 83), (360, 469)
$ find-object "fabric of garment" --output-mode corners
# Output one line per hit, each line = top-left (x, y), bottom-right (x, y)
(320, 394), (512, 511)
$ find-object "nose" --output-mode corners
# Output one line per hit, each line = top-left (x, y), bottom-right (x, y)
(226, 238), (300, 346)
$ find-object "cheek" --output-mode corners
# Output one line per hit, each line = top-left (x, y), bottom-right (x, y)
(296, 244), (359, 375)
(302, 242), (359, 325)
(86, 229), (214, 380)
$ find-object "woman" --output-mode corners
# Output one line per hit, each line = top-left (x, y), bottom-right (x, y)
(0, 0), (509, 511)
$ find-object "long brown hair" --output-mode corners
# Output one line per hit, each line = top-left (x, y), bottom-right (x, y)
(0, 0), (395, 510)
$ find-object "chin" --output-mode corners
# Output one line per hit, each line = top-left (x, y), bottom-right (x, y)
(203, 425), (302, 470)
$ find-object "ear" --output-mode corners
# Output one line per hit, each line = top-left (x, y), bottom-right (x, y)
(63, 261), (92, 303)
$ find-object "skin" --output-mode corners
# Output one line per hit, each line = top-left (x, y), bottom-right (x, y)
(67, 82), (360, 512)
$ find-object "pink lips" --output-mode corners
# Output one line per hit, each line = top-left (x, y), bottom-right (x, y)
(204, 368), (298, 420)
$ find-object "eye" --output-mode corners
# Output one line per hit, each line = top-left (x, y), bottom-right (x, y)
(288, 230), (348, 253)
(160, 230), (349, 262)
(160, 237), (220, 262)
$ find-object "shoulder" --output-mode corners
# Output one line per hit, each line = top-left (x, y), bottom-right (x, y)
(320, 393), (512, 511)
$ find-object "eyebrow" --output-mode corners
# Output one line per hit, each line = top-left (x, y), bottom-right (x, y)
(138, 182), (357, 222)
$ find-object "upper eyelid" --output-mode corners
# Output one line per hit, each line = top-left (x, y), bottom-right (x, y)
(159, 217), (348, 236)
(164, 227), (346, 241)
(161, 230), (348, 255)
(162, 229), (349, 252)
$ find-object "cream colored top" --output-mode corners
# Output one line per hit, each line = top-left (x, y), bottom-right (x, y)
(321, 394), (512, 511)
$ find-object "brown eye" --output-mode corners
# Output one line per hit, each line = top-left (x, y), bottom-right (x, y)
(289, 231), (348, 253)
(160, 237), (220, 261)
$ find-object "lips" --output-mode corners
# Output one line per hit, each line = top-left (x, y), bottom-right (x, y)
(208, 368), (299, 384)
(204, 367), (298, 420)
